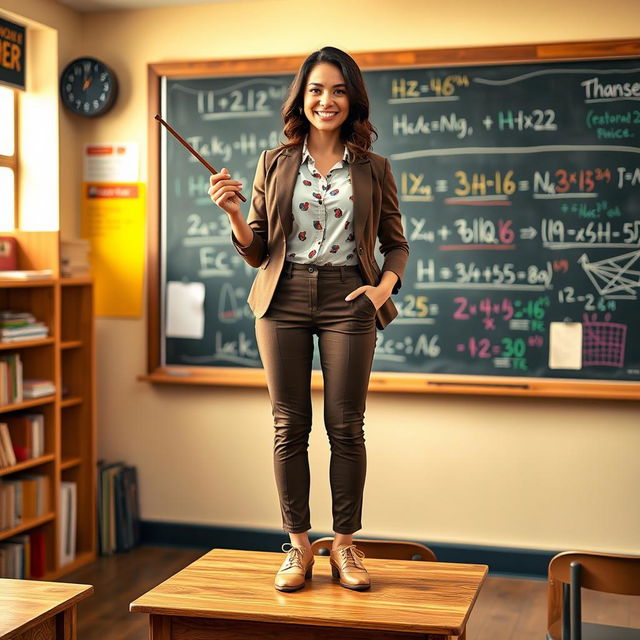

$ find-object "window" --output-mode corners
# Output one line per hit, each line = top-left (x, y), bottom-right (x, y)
(0, 86), (18, 230)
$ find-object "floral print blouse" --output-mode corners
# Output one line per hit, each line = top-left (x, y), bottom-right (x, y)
(285, 136), (358, 266)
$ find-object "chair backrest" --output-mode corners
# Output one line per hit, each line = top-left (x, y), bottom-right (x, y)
(549, 551), (640, 595)
(546, 551), (640, 640)
(310, 536), (437, 562)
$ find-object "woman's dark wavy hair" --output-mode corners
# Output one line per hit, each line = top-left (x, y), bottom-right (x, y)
(280, 46), (377, 161)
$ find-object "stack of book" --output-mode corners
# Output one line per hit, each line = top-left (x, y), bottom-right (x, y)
(59, 481), (77, 566)
(0, 354), (22, 404)
(98, 461), (140, 555)
(0, 311), (49, 343)
(0, 270), (53, 280)
(0, 531), (46, 578)
(0, 415), (45, 467)
(0, 473), (50, 530)
(23, 379), (55, 400)
(61, 238), (90, 278)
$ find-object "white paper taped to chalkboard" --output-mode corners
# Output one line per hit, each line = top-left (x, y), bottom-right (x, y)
(166, 281), (205, 339)
(549, 322), (582, 370)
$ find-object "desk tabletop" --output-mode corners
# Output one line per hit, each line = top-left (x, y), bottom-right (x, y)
(0, 578), (93, 639)
(130, 548), (488, 636)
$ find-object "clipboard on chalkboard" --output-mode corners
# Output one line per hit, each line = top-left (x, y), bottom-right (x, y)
(142, 39), (640, 400)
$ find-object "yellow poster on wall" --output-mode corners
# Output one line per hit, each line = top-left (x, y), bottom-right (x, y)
(81, 182), (145, 317)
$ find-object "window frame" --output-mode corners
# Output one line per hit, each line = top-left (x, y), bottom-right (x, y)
(0, 88), (19, 229)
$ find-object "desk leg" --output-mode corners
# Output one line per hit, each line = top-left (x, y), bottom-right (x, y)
(55, 606), (76, 640)
(150, 614), (172, 640)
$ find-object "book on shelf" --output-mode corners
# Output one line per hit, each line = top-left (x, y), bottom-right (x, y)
(59, 481), (77, 566)
(61, 238), (90, 278)
(0, 237), (17, 271)
(0, 533), (30, 578)
(0, 423), (17, 467)
(0, 311), (37, 324)
(0, 473), (50, 530)
(0, 269), (54, 280)
(1, 414), (45, 464)
(1, 333), (49, 343)
(97, 461), (140, 555)
(0, 354), (23, 404)
(23, 379), (55, 400)
(0, 311), (50, 343)
(29, 530), (45, 577)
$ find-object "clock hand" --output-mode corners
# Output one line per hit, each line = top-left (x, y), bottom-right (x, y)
(82, 77), (93, 91)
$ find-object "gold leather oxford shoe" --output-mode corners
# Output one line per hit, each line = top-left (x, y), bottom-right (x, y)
(329, 543), (371, 591)
(274, 543), (314, 592)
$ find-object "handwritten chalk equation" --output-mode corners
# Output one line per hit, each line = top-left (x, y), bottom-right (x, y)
(414, 259), (553, 291)
(171, 79), (289, 120)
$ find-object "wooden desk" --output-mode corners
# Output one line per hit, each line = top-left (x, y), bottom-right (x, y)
(130, 548), (488, 639)
(0, 578), (93, 640)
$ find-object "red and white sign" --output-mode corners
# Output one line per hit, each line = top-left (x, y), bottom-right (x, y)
(84, 142), (138, 182)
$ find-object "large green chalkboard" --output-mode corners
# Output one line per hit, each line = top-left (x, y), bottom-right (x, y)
(156, 47), (640, 393)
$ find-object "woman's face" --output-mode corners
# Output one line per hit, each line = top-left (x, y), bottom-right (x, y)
(302, 62), (350, 135)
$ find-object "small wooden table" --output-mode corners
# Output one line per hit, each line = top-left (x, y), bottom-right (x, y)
(130, 548), (487, 639)
(0, 578), (93, 640)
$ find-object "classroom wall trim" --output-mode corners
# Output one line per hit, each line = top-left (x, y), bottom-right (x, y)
(140, 520), (558, 579)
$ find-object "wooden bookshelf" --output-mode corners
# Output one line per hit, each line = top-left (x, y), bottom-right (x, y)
(0, 230), (96, 579)
(59, 273), (96, 576)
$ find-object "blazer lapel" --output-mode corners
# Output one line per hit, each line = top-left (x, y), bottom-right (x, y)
(275, 145), (302, 239)
(349, 157), (372, 247)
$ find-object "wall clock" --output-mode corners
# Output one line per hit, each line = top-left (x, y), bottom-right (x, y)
(60, 57), (118, 117)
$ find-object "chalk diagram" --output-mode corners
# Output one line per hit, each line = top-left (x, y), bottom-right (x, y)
(218, 282), (243, 323)
(576, 250), (637, 367)
(582, 316), (627, 368)
(578, 250), (640, 300)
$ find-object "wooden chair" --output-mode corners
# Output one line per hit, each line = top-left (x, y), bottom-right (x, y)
(547, 551), (640, 640)
(310, 536), (437, 561)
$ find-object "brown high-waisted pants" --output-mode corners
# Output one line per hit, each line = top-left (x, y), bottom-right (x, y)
(255, 260), (377, 534)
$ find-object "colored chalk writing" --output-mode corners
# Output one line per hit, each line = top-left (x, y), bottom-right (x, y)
(159, 57), (640, 382)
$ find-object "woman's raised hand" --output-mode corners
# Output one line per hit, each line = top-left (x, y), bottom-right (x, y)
(208, 168), (244, 217)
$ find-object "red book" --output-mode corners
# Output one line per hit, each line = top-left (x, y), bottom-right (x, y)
(6, 416), (32, 461)
(29, 531), (46, 578)
(0, 237), (17, 270)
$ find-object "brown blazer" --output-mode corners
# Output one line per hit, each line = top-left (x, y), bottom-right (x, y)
(230, 143), (410, 330)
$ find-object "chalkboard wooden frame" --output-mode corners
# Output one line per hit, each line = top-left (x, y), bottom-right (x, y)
(142, 38), (640, 400)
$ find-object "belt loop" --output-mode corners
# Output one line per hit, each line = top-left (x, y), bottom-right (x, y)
(339, 265), (345, 282)
(285, 261), (293, 278)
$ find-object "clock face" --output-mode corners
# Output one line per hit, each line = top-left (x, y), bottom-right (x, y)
(60, 57), (118, 117)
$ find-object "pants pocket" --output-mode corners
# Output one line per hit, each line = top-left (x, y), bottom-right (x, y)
(357, 292), (377, 314)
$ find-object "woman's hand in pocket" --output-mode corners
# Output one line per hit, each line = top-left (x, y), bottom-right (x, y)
(345, 285), (388, 311)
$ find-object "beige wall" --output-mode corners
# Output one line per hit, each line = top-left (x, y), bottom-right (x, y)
(6, 0), (640, 554)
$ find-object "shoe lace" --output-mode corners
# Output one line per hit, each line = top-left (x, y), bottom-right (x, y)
(280, 543), (305, 571)
(337, 544), (366, 570)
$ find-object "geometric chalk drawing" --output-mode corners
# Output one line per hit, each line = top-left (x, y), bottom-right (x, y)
(578, 250), (640, 300)
(218, 282), (243, 323)
(582, 318), (627, 368)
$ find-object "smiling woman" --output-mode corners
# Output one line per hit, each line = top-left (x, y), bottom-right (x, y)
(280, 47), (378, 164)
(207, 45), (409, 594)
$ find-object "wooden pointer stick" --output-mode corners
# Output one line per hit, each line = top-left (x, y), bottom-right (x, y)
(154, 114), (247, 203)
